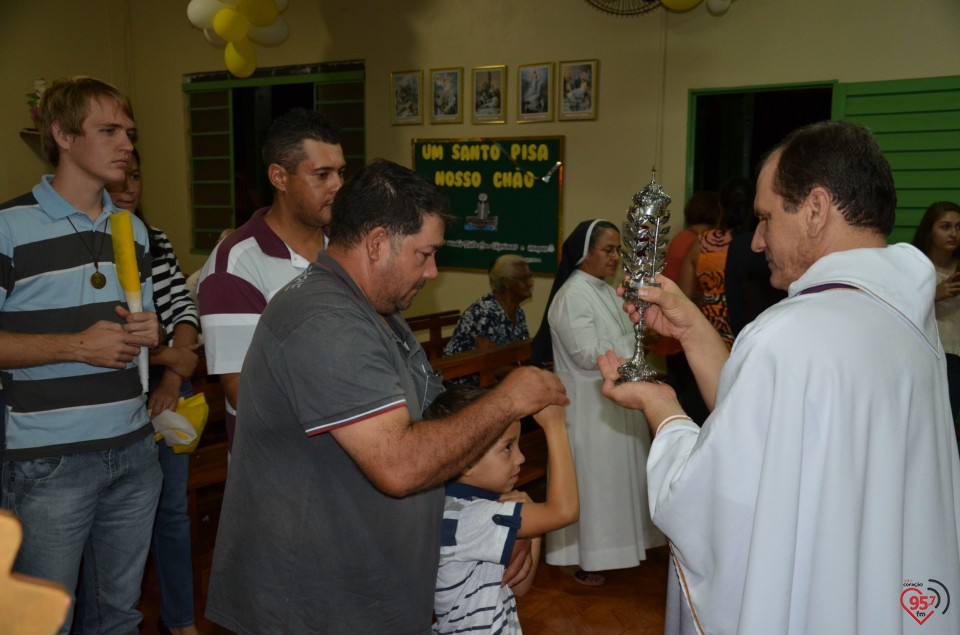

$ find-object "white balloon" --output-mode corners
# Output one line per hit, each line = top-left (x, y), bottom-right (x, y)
(187, 0), (226, 29)
(248, 18), (289, 46)
(706, 0), (731, 15)
(204, 28), (227, 47)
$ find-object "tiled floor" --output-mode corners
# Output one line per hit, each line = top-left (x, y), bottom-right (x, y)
(518, 548), (669, 635)
(140, 470), (668, 635)
(139, 544), (669, 634)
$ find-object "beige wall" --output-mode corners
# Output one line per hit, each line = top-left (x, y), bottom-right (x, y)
(3, 0), (959, 327)
(0, 2), (127, 195)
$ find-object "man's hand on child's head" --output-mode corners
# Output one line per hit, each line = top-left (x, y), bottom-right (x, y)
(500, 489), (533, 504)
(533, 403), (565, 429)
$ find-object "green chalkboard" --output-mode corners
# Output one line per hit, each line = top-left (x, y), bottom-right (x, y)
(412, 136), (564, 274)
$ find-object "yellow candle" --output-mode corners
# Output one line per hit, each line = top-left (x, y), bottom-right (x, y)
(110, 211), (141, 292)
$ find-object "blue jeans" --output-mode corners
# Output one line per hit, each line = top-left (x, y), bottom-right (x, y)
(2, 434), (162, 635)
(153, 442), (195, 627)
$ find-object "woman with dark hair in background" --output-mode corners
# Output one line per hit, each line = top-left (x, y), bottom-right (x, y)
(721, 176), (785, 337)
(108, 149), (201, 635)
(653, 192), (724, 427)
(532, 219), (663, 586)
(675, 191), (728, 424)
(677, 190), (736, 349)
(676, 182), (784, 425)
(913, 200), (960, 426)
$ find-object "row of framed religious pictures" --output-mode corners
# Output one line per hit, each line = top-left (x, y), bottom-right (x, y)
(391, 60), (598, 126)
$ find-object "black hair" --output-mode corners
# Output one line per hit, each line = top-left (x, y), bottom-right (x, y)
(121, 148), (156, 255)
(912, 201), (960, 256)
(261, 108), (341, 173)
(328, 159), (452, 248)
(718, 177), (756, 235)
(771, 120), (896, 235)
(684, 191), (722, 228)
(425, 385), (489, 419)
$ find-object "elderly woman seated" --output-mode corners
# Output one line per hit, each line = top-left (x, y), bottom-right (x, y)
(443, 254), (533, 372)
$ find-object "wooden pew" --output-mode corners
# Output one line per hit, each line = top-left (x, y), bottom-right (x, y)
(430, 339), (532, 387)
(404, 309), (461, 360)
(430, 340), (547, 488)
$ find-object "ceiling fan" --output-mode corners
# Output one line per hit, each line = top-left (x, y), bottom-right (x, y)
(585, 0), (661, 16)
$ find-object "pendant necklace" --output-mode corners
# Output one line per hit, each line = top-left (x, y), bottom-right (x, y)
(66, 217), (108, 289)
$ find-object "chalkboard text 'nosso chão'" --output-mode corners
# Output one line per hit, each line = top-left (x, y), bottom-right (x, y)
(421, 142), (551, 189)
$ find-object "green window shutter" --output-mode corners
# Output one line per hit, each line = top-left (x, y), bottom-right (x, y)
(313, 70), (366, 180)
(834, 76), (960, 244)
(185, 88), (235, 253)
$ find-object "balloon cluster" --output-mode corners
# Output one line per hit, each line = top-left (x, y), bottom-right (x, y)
(661, 0), (735, 16)
(187, 0), (290, 78)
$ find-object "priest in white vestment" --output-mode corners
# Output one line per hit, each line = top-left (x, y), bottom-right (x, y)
(599, 120), (960, 634)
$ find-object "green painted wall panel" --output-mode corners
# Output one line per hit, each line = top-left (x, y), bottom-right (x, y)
(885, 150), (960, 171)
(852, 111), (960, 134)
(843, 90), (960, 116)
(835, 75), (960, 245)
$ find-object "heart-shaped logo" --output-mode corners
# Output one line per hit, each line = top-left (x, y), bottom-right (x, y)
(901, 587), (936, 625)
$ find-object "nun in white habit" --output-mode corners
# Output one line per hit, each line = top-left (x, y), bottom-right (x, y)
(531, 219), (665, 585)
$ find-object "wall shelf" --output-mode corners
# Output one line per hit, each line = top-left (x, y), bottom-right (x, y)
(19, 128), (45, 162)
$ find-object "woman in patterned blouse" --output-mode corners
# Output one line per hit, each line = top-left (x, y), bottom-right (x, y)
(443, 254), (533, 356)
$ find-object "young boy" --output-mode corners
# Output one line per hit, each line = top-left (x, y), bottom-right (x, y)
(428, 385), (579, 634)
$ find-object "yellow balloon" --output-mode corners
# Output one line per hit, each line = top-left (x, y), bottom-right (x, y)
(213, 7), (249, 43)
(237, 0), (279, 28)
(661, 0), (703, 11)
(225, 39), (257, 78)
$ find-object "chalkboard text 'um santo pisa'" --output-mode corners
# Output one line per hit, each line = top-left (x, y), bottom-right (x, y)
(421, 142), (553, 189)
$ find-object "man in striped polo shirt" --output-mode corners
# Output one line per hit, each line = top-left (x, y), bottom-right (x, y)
(0, 76), (162, 634)
(197, 108), (346, 452)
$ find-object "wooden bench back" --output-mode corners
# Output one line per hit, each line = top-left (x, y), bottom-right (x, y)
(404, 309), (461, 360)
(430, 339), (532, 387)
(429, 340), (544, 486)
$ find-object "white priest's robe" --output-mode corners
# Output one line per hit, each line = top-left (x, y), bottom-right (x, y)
(546, 270), (664, 571)
(651, 244), (960, 634)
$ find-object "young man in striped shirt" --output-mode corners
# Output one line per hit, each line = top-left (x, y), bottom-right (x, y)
(0, 76), (162, 634)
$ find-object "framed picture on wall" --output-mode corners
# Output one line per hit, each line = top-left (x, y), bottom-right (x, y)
(558, 59), (598, 121)
(430, 67), (463, 124)
(391, 70), (423, 125)
(517, 62), (553, 123)
(472, 65), (506, 124)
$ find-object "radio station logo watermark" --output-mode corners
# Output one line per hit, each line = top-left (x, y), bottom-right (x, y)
(901, 579), (950, 625)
